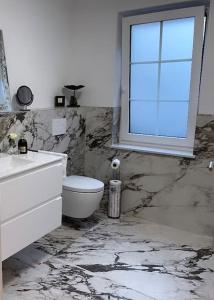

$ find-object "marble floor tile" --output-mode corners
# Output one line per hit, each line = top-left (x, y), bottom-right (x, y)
(3, 257), (152, 300)
(3, 214), (214, 300)
(56, 216), (214, 300)
(33, 214), (102, 255)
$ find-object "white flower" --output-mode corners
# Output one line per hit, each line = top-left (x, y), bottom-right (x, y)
(8, 133), (18, 140)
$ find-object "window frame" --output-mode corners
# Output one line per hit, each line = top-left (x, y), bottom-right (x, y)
(119, 6), (205, 157)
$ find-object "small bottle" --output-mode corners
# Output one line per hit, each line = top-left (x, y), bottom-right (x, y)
(18, 137), (28, 154)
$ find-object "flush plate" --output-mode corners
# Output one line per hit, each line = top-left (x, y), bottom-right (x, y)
(52, 118), (67, 136)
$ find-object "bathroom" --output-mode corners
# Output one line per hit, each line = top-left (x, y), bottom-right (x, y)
(0, 0), (214, 299)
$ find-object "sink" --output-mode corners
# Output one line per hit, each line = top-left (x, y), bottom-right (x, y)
(0, 156), (33, 171)
(0, 151), (63, 180)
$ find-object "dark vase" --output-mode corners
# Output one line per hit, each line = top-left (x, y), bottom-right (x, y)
(68, 96), (80, 107)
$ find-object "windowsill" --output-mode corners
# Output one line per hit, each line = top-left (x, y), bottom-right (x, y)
(111, 143), (195, 159)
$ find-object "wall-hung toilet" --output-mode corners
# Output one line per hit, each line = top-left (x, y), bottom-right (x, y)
(62, 175), (104, 218)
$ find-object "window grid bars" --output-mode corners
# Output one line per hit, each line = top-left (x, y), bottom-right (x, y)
(130, 58), (192, 65)
(156, 20), (164, 136)
(129, 20), (193, 137)
(130, 99), (189, 102)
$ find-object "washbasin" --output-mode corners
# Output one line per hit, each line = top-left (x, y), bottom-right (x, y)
(0, 151), (63, 179)
(0, 155), (33, 171)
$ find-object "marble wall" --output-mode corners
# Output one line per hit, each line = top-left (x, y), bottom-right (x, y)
(84, 107), (214, 237)
(1, 107), (214, 236)
(0, 108), (86, 175)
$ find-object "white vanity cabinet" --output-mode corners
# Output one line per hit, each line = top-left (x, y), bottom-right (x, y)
(0, 152), (64, 261)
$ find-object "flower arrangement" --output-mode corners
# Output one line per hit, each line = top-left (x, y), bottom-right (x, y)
(7, 133), (18, 154)
(8, 133), (18, 142)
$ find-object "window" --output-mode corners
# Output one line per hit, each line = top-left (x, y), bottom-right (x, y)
(119, 7), (205, 157)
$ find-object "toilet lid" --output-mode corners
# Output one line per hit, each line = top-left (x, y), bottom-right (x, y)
(63, 176), (104, 193)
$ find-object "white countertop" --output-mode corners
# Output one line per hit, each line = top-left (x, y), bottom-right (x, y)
(0, 151), (63, 180)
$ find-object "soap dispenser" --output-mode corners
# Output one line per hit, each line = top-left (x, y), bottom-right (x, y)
(18, 135), (28, 154)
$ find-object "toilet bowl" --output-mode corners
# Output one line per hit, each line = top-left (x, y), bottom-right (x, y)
(62, 175), (104, 218)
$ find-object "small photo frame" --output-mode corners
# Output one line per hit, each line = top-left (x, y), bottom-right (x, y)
(55, 96), (65, 107)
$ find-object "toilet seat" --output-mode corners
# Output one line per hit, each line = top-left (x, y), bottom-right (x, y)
(63, 176), (104, 193)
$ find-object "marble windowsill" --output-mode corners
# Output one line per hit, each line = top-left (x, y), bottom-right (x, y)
(111, 143), (196, 158)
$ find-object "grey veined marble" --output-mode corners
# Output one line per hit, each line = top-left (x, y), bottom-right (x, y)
(0, 107), (86, 175)
(84, 108), (214, 236)
(2, 106), (214, 299)
(1, 107), (214, 236)
(3, 214), (214, 300)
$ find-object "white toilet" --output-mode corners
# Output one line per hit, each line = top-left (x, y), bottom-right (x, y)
(62, 175), (104, 218)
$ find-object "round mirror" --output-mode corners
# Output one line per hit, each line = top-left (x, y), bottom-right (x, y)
(16, 86), (33, 110)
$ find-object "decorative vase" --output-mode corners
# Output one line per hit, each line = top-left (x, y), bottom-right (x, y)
(68, 96), (80, 107)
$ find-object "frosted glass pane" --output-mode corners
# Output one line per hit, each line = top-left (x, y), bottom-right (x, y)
(130, 64), (158, 100)
(162, 17), (195, 60)
(131, 22), (160, 62)
(158, 102), (189, 137)
(159, 62), (192, 101)
(130, 101), (157, 135)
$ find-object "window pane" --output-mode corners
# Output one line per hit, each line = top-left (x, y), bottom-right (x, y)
(130, 101), (157, 135)
(162, 17), (195, 60)
(131, 22), (160, 62)
(159, 62), (192, 101)
(158, 102), (189, 137)
(130, 64), (159, 100)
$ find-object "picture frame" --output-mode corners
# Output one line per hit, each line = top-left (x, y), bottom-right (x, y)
(55, 96), (65, 107)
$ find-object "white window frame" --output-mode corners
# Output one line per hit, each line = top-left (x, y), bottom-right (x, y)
(119, 6), (205, 158)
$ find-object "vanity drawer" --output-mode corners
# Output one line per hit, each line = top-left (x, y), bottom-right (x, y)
(1, 163), (63, 223)
(1, 197), (62, 260)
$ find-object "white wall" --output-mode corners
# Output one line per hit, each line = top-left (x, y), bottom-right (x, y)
(0, 0), (74, 109)
(1, 0), (214, 112)
(71, 0), (214, 113)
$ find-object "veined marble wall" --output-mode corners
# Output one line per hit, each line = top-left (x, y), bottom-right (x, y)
(1, 107), (214, 236)
(84, 107), (214, 237)
(0, 108), (86, 175)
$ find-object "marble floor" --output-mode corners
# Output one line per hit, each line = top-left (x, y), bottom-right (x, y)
(3, 213), (214, 300)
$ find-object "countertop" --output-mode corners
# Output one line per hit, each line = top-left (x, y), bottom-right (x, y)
(0, 151), (63, 181)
